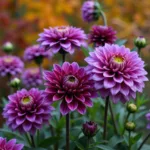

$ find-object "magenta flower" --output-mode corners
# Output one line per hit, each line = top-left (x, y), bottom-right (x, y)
(146, 113), (150, 129)
(44, 62), (96, 115)
(3, 88), (53, 134)
(0, 137), (23, 150)
(37, 26), (87, 54)
(89, 25), (117, 46)
(24, 44), (52, 62)
(85, 44), (148, 103)
(82, 121), (98, 137)
(0, 56), (24, 77)
(81, 0), (101, 22)
(22, 68), (43, 88)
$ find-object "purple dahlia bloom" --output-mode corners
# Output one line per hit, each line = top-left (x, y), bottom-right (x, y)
(82, 121), (98, 137)
(0, 56), (24, 77)
(44, 62), (96, 115)
(89, 25), (117, 47)
(81, 0), (101, 22)
(85, 44), (148, 103)
(24, 45), (52, 62)
(0, 137), (24, 150)
(22, 68), (43, 88)
(3, 88), (53, 134)
(37, 26), (87, 54)
(146, 113), (150, 129)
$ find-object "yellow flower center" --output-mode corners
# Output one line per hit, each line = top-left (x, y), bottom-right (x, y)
(57, 26), (68, 32)
(113, 56), (124, 64)
(21, 96), (33, 106)
(3, 57), (13, 63)
(30, 69), (38, 74)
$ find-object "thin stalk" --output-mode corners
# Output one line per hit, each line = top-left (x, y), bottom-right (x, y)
(138, 133), (150, 150)
(103, 96), (109, 140)
(108, 101), (118, 135)
(30, 135), (35, 148)
(87, 137), (90, 149)
(128, 131), (131, 150)
(100, 11), (107, 26)
(39, 63), (44, 85)
(138, 48), (141, 57)
(122, 112), (130, 135)
(36, 130), (40, 145)
(66, 113), (70, 150)
(62, 52), (66, 63)
(25, 133), (32, 146)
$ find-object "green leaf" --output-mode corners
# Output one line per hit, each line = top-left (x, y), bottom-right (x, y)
(130, 133), (142, 144)
(108, 135), (124, 147)
(115, 39), (127, 46)
(0, 128), (24, 141)
(39, 136), (62, 148)
(74, 141), (85, 150)
(96, 145), (114, 150)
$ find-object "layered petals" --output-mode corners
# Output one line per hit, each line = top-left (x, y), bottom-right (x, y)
(44, 62), (96, 115)
(85, 44), (148, 103)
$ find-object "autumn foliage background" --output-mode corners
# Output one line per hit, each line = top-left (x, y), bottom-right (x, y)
(0, 0), (150, 99)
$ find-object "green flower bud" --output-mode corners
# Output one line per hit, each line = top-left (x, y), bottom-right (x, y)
(2, 42), (14, 54)
(10, 78), (21, 88)
(134, 36), (147, 49)
(125, 122), (136, 131)
(127, 103), (137, 113)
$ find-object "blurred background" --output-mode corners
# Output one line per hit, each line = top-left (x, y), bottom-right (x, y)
(0, 0), (149, 96)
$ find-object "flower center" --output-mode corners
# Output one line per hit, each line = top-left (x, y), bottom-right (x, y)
(63, 75), (79, 89)
(3, 57), (13, 63)
(57, 26), (68, 33)
(21, 96), (33, 106)
(30, 69), (39, 74)
(113, 56), (124, 64)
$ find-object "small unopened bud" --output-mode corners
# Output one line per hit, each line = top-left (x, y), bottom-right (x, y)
(82, 121), (98, 138)
(134, 36), (147, 49)
(127, 103), (137, 113)
(10, 78), (21, 88)
(2, 42), (14, 54)
(125, 122), (136, 131)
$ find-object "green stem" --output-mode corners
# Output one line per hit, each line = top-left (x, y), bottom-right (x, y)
(138, 133), (150, 150)
(100, 11), (107, 26)
(66, 113), (70, 150)
(30, 135), (35, 148)
(103, 96), (109, 140)
(138, 48), (141, 57)
(87, 137), (90, 149)
(25, 133), (32, 146)
(129, 131), (131, 150)
(108, 101), (118, 135)
(122, 112), (130, 135)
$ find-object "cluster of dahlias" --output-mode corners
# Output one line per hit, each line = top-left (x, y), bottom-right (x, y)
(0, 0), (149, 149)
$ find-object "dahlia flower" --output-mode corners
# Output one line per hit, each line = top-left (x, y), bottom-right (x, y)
(3, 88), (53, 134)
(81, 0), (101, 22)
(89, 25), (117, 46)
(37, 26), (87, 54)
(24, 45), (52, 62)
(85, 44), (148, 103)
(0, 56), (24, 77)
(0, 137), (24, 150)
(146, 113), (150, 129)
(82, 121), (98, 137)
(22, 68), (43, 88)
(44, 62), (96, 115)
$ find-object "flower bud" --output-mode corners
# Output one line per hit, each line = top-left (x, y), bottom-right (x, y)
(10, 78), (21, 88)
(2, 42), (14, 54)
(127, 103), (137, 113)
(125, 122), (136, 131)
(82, 121), (98, 138)
(82, 0), (101, 22)
(134, 36), (147, 49)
